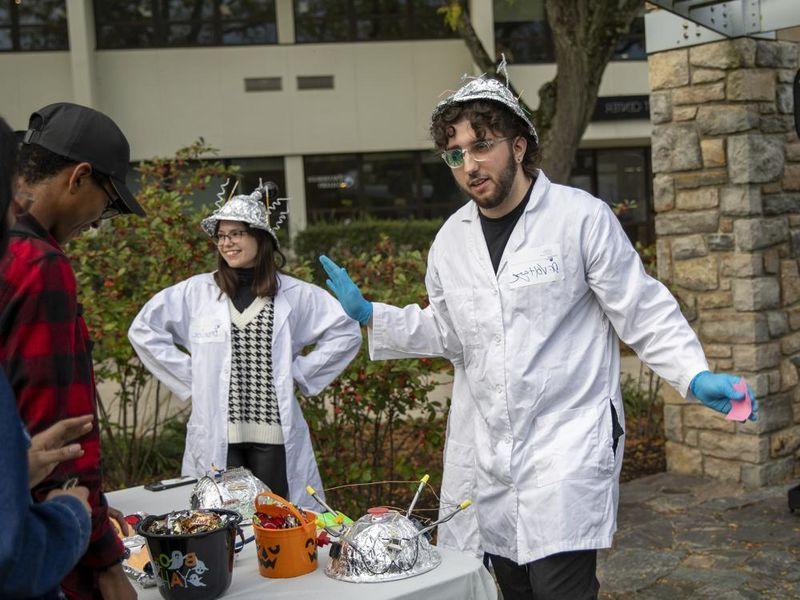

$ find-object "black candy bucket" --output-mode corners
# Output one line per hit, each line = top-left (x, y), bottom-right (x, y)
(137, 509), (244, 600)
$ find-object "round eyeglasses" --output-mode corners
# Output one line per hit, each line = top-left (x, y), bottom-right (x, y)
(213, 229), (249, 245)
(441, 137), (513, 169)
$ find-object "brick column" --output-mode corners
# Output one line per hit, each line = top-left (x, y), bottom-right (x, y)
(649, 38), (800, 487)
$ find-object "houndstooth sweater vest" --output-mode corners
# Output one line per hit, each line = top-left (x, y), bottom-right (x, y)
(227, 296), (284, 444)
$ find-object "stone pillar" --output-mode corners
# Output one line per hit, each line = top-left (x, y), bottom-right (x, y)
(284, 155), (307, 241)
(649, 38), (800, 487)
(65, 0), (97, 107)
(275, 0), (295, 44)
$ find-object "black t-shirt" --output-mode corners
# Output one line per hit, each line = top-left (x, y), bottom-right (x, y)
(479, 181), (534, 273)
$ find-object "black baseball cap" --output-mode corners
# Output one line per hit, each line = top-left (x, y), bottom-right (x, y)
(22, 102), (145, 216)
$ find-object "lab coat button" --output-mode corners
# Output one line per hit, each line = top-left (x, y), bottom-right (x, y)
(495, 384), (503, 393)
(492, 289), (498, 295)
(494, 334), (501, 343)
(504, 435), (512, 444)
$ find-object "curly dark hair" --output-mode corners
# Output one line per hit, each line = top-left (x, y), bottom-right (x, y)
(17, 142), (78, 185)
(430, 99), (539, 178)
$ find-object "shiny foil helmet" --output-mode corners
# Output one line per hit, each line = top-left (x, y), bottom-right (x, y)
(190, 467), (269, 523)
(325, 508), (441, 583)
(431, 55), (538, 145)
(201, 179), (288, 247)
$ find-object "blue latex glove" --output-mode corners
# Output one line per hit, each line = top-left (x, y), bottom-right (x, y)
(319, 255), (373, 325)
(690, 371), (758, 421)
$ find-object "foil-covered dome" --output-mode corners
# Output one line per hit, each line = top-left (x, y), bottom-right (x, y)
(325, 508), (441, 583)
(190, 467), (269, 523)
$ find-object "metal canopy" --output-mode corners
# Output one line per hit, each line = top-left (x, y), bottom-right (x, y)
(646, 0), (800, 53)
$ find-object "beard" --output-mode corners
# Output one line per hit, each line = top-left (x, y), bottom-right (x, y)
(460, 154), (517, 211)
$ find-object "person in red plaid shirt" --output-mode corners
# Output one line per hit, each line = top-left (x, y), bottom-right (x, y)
(0, 104), (145, 600)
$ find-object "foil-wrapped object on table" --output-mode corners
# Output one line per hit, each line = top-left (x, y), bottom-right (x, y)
(121, 535), (157, 588)
(190, 467), (269, 522)
(325, 508), (441, 583)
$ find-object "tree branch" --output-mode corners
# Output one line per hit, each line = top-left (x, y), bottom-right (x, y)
(454, 8), (535, 120)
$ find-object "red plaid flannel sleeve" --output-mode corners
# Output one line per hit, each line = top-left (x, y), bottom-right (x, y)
(0, 234), (125, 570)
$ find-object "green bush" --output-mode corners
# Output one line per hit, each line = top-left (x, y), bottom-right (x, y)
(293, 219), (443, 261)
(620, 364), (666, 482)
(293, 238), (450, 519)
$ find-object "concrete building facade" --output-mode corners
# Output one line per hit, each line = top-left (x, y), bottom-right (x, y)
(1, 0), (654, 241)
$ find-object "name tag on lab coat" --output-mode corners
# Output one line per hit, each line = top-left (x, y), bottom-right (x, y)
(190, 318), (225, 343)
(507, 245), (565, 289)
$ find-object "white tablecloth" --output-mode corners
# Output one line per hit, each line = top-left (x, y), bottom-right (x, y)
(107, 485), (497, 600)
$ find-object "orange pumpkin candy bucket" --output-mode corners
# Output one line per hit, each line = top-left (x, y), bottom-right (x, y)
(252, 491), (318, 578)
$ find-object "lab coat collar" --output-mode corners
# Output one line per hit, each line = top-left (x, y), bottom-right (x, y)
(200, 271), (295, 333)
(460, 170), (552, 279)
(459, 169), (550, 223)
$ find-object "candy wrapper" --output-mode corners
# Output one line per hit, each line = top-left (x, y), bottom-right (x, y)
(121, 535), (157, 588)
(144, 509), (233, 536)
(252, 511), (301, 530)
(113, 512), (157, 588)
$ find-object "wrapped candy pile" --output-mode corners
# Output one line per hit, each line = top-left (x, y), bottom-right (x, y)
(143, 509), (236, 535)
(252, 510), (301, 530)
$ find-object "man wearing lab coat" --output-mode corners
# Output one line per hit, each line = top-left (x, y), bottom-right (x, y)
(320, 74), (757, 599)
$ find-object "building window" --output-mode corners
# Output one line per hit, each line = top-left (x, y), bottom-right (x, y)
(569, 147), (653, 246)
(95, 0), (277, 50)
(294, 0), (460, 43)
(493, 0), (645, 64)
(0, 0), (68, 52)
(304, 150), (464, 221)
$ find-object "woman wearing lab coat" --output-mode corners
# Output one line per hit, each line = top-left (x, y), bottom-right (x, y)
(129, 182), (361, 508)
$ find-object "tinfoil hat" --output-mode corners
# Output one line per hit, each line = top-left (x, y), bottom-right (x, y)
(201, 179), (288, 246)
(431, 55), (538, 144)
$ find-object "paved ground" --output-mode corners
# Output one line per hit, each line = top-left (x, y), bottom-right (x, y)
(597, 473), (800, 599)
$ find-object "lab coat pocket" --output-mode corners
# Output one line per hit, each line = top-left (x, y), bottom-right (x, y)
(532, 404), (604, 487)
(442, 440), (476, 503)
(443, 289), (480, 348)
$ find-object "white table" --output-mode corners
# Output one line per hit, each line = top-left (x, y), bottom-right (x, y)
(107, 485), (497, 600)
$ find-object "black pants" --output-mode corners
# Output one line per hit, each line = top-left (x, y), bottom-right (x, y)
(227, 442), (289, 499)
(487, 550), (599, 600)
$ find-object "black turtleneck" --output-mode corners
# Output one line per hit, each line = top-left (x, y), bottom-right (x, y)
(232, 267), (256, 312)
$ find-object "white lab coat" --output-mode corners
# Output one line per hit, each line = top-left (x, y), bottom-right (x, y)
(369, 171), (708, 563)
(128, 272), (361, 509)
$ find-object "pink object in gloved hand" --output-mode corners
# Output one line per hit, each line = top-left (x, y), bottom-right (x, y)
(726, 379), (752, 422)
